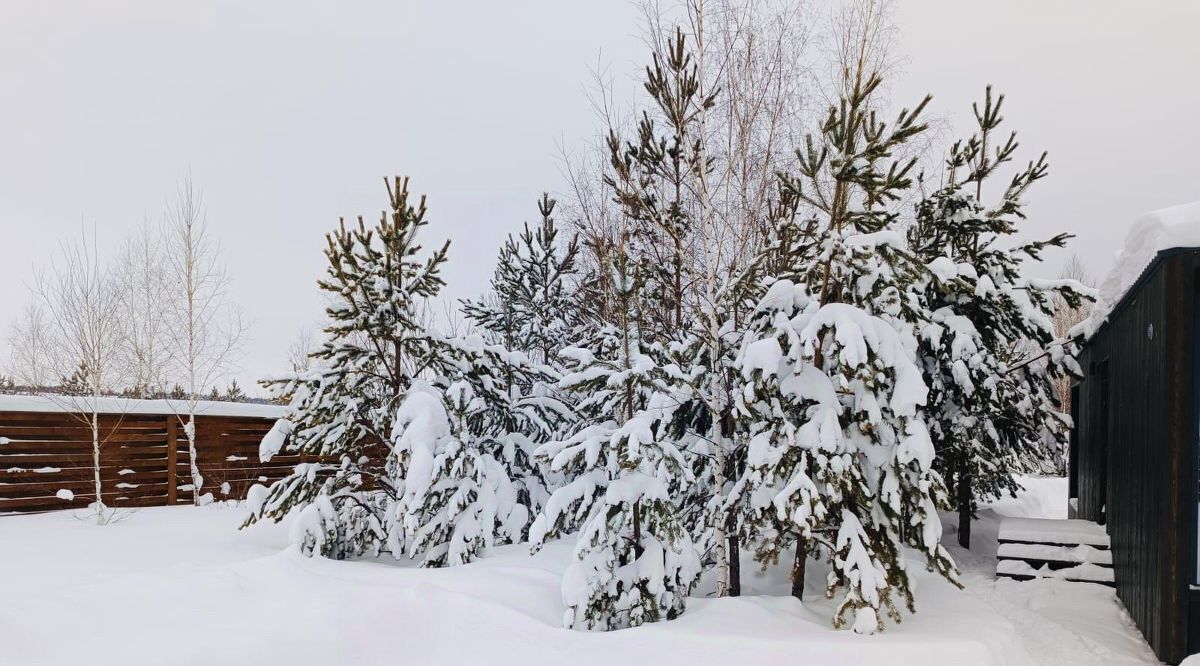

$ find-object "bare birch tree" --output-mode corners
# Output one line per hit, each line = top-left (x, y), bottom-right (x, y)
(163, 176), (247, 504)
(286, 326), (317, 374)
(7, 301), (53, 392)
(1052, 254), (1092, 472)
(115, 219), (170, 397)
(31, 227), (129, 524)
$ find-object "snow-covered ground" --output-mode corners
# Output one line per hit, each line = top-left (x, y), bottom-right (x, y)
(0, 476), (1160, 666)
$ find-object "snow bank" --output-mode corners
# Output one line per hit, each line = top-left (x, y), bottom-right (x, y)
(0, 476), (1157, 666)
(0, 394), (284, 419)
(1078, 200), (1200, 338)
(0, 506), (1027, 666)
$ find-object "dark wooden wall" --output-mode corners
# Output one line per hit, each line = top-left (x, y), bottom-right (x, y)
(0, 410), (296, 514)
(1074, 250), (1200, 664)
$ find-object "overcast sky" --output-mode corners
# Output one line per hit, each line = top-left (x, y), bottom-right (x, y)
(1, 0), (1197, 395)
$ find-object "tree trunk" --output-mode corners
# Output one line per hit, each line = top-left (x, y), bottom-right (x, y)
(791, 536), (807, 600)
(710, 404), (729, 596)
(632, 501), (643, 557)
(187, 412), (203, 505)
(729, 533), (741, 597)
(957, 464), (972, 549)
(91, 410), (104, 524)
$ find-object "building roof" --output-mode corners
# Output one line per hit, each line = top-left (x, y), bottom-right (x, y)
(1075, 201), (1200, 341)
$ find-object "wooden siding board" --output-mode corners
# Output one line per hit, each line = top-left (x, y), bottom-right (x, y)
(1073, 250), (1200, 663)
(1163, 257), (1188, 660)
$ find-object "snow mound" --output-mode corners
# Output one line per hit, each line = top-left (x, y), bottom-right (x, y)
(1077, 200), (1200, 339)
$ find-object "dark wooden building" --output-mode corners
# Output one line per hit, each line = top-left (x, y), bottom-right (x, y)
(1071, 247), (1200, 664)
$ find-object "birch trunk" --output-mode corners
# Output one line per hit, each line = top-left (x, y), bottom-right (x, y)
(91, 408), (105, 524)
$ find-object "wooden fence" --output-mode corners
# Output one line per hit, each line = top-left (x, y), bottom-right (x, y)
(0, 401), (292, 514)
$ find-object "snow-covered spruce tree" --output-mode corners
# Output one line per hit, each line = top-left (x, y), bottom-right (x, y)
(733, 71), (957, 633)
(243, 176), (451, 559)
(907, 87), (1090, 549)
(529, 245), (700, 630)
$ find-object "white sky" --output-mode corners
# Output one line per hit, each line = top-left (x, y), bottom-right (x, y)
(1, 0), (1197, 395)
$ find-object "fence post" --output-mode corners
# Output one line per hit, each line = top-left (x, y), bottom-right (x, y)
(166, 416), (178, 504)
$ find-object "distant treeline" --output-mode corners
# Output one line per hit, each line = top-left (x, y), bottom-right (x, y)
(0, 372), (273, 405)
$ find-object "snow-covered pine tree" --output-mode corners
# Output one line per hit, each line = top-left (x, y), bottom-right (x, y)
(907, 87), (1090, 549)
(246, 176), (554, 567)
(462, 194), (581, 366)
(733, 71), (957, 633)
(603, 26), (766, 597)
(243, 176), (451, 559)
(602, 28), (714, 339)
(59, 362), (91, 396)
(529, 245), (700, 630)
(394, 333), (573, 560)
(460, 194), (582, 518)
(389, 369), (529, 566)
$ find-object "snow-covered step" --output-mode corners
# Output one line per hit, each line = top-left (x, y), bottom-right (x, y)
(997, 542), (1113, 566)
(997, 517), (1110, 549)
(996, 559), (1115, 586)
(995, 517), (1114, 587)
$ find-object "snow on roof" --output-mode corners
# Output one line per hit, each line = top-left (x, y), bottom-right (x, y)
(1076, 200), (1200, 339)
(0, 394), (284, 419)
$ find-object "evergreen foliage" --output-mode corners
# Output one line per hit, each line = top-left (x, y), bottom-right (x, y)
(603, 28), (715, 340)
(529, 247), (700, 629)
(244, 176), (449, 559)
(245, 177), (565, 566)
(907, 87), (1091, 548)
(461, 194), (583, 518)
(59, 362), (91, 397)
(733, 71), (957, 633)
(462, 194), (581, 366)
(389, 374), (527, 567)
(243, 42), (1084, 642)
(600, 26), (767, 598)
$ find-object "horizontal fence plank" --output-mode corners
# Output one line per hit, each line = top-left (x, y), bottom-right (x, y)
(0, 469), (168, 484)
(0, 409), (290, 513)
(0, 481), (171, 499)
